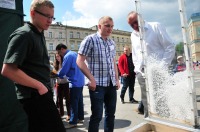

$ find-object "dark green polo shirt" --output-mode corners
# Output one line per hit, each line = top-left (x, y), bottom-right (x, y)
(3, 22), (51, 99)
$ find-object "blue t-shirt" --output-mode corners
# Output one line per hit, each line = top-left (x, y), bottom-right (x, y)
(58, 50), (85, 87)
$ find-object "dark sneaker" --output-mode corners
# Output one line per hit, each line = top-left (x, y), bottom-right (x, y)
(138, 109), (144, 115)
(120, 98), (125, 104)
(130, 99), (139, 103)
(135, 108), (144, 115)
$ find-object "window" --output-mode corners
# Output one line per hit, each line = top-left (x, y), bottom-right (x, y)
(117, 37), (119, 42)
(85, 33), (88, 37)
(70, 31), (73, 38)
(49, 43), (53, 51)
(197, 26), (200, 38)
(70, 41), (74, 50)
(77, 32), (80, 38)
(118, 46), (120, 51)
(59, 32), (62, 39)
(49, 32), (52, 38)
(77, 41), (81, 49)
(71, 44), (74, 50)
(124, 38), (126, 42)
(127, 38), (129, 43)
(122, 37), (124, 42)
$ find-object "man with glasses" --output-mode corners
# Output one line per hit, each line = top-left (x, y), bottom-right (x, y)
(34, 10), (55, 21)
(1, 0), (65, 132)
(77, 16), (120, 132)
(127, 11), (175, 117)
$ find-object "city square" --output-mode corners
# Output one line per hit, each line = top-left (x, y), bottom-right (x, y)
(1, 0), (200, 132)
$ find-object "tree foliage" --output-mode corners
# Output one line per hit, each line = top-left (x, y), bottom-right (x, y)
(175, 42), (184, 55)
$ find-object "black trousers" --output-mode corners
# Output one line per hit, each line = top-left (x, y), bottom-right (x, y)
(19, 91), (65, 132)
(120, 75), (135, 101)
(57, 83), (70, 117)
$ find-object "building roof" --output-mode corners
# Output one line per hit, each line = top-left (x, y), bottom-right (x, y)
(189, 12), (200, 23)
(191, 12), (200, 18)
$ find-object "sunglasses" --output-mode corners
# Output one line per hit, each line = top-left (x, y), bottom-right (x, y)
(34, 10), (55, 21)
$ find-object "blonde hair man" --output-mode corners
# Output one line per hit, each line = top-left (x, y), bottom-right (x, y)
(1, 1), (65, 132)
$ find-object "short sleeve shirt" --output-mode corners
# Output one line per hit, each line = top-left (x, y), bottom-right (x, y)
(78, 32), (117, 87)
(3, 22), (51, 99)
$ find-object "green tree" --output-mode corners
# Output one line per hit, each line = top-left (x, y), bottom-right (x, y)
(175, 42), (184, 55)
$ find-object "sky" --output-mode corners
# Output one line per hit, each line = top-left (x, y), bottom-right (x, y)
(23, 0), (200, 44)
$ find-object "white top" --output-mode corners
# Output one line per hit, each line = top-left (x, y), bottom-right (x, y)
(131, 21), (175, 73)
(56, 76), (69, 84)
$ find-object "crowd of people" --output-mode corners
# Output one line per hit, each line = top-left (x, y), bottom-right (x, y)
(1, 0), (185, 132)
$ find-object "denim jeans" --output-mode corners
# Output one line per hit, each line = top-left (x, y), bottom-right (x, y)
(120, 75), (135, 101)
(88, 84), (117, 132)
(69, 87), (84, 125)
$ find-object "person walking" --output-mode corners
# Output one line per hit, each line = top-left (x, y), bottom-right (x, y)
(56, 43), (85, 129)
(118, 46), (138, 104)
(76, 16), (120, 132)
(127, 11), (175, 117)
(1, 1), (66, 132)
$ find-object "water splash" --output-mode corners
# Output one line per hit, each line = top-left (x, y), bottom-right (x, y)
(146, 56), (193, 122)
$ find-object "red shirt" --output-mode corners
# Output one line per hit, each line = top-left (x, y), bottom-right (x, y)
(118, 54), (130, 75)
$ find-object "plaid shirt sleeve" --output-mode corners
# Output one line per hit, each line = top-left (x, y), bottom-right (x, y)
(78, 36), (93, 56)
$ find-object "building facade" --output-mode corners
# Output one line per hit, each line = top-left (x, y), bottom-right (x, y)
(44, 22), (67, 61)
(188, 12), (200, 62)
(44, 22), (132, 62)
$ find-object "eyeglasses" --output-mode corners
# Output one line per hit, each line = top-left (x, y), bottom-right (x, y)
(34, 10), (55, 21)
(104, 24), (114, 28)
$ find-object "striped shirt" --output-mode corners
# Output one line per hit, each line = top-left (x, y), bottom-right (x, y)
(78, 32), (117, 87)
